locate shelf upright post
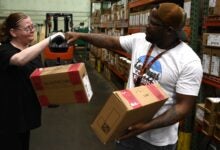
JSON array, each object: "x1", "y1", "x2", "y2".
[
  {"x1": 190, "y1": 1, "x2": 210, "y2": 150},
  {"x1": 180, "y1": 0, "x2": 203, "y2": 149},
  {"x1": 189, "y1": 0, "x2": 201, "y2": 54}
]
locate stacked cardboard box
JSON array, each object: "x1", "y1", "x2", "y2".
[
  {"x1": 209, "y1": 0, "x2": 220, "y2": 16},
  {"x1": 202, "y1": 98, "x2": 220, "y2": 136},
  {"x1": 202, "y1": 33, "x2": 220, "y2": 77}
]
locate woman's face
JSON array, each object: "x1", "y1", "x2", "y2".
[{"x1": 12, "y1": 16, "x2": 35, "y2": 45}]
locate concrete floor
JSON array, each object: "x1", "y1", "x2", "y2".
[{"x1": 30, "y1": 62, "x2": 117, "y2": 150}]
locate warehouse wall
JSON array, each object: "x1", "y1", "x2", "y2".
[{"x1": 0, "y1": 0, "x2": 90, "y2": 27}]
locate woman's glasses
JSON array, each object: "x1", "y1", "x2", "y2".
[{"x1": 16, "y1": 24, "x2": 35, "y2": 33}]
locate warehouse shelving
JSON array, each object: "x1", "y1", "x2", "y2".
[
  {"x1": 202, "y1": 12, "x2": 220, "y2": 90},
  {"x1": 203, "y1": 74, "x2": 220, "y2": 89},
  {"x1": 201, "y1": 14, "x2": 220, "y2": 89},
  {"x1": 127, "y1": 0, "x2": 157, "y2": 34},
  {"x1": 90, "y1": 0, "x2": 131, "y2": 88},
  {"x1": 105, "y1": 62, "x2": 128, "y2": 82},
  {"x1": 191, "y1": 0, "x2": 220, "y2": 149},
  {"x1": 203, "y1": 16, "x2": 220, "y2": 28},
  {"x1": 128, "y1": 0, "x2": 155, "y2": 8}
]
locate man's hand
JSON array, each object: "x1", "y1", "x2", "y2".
[
  {"x1": 118, "y1": 122, "x2": 147, "y2": 141},
  {"x1": 65, "y1": 32, "x2": 79, "y2": 44},
  {"x1": 49, "y1": 32, "x2": 65, "y2": 45}
]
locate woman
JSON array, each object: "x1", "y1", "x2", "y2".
[{"x1": 0, "y1": 12, "x2": 64, "y2": 150}]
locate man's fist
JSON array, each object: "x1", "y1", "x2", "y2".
[
  {"x1": 65, "y1": 32, "x2": 79, "y2": 44},
  {"x1": 49, "y1": 32, "x2": 65, "y2": 45}
]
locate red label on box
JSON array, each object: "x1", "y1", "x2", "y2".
[
  {"x1": 39, "y1": 95, "x2": 49, "y2": 106},
  {"x1": 120, "y1": 89, "x2": 142, "y2": 109},
  {"x1": 146, "y1": 84, "x2": 165, "y2": 101},
  {"x1": 30, "y1": 68, "x2": 43, "y2": 90},
  {"x1": 68, "y1": 63, "x2": 81, "y2": 84},
  {"x1": 74, "y1": 90, "x2": 88, "y2": 103}
]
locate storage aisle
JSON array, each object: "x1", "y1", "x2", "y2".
[{"x1": 30, "y1": 62, "x2": 116, "y2": 150}]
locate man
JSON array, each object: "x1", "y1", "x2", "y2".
[{"x1": 65, "y1": 3, "x2": 202, "y2": 150}]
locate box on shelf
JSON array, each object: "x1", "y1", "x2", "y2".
[
  {"x1": 202, "y1": 47, "x2": 212, "y2": 74},
  {"x1": 207, "y1": 33, "x2": 220, "y2": 47},
  {"x1": 210, "y1": 49, "x2": 220, "y2": 77},
  {"x1": 204, "y1": 110, "x2": 217, "y2": 125},
  {"x1": 203, "y1": 33, "x2": 220, "y2": 47},
  {"x1": 216, "y1": 113, "x2": 220, "y2": 126},
  {"x1": 204, "y1": 97, "x2": 220, "y2": 113},
  {"x1": 30, "y1": 63, "x2": 93, "y2": 106},
  {"x1": 91, "y1": 83, "x2": 168, "y2": 144},
  {"x1": 202, "y1": 120, "x2": 215, "y2": 136},
  {"x1": 209, "y1": 0, "x2": 220, "y2": 15},
  {"x1": 213, "y1": 124, "x2": 220, "y2": 142},
  {"x1": 202, "y1": 33, "x2": 209, "y2": 46},
  {"x1": 195, "y1": 103, "x2": 205, "y2": 125}
]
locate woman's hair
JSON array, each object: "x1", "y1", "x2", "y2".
[{"x1": 0, "y1": 12, "x2": 28, "y2": 43}]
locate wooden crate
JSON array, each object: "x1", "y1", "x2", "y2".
[
  {"x1": 213, "y1": 124, "x2": 220, "y2": 142},
  {"x1": 204, "y1": 97, "x2": 220, "y2": 113}
]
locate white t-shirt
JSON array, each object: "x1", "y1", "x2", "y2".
[{"x1": 119, "y1": 33, "x2": 203, "y2": 146}]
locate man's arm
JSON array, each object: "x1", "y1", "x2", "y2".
[
  {"x1": 119, "y1": 93, "x2": 196, "y2": 140},
  {"x1": 65, "y1": 32, "x2": 124, "y2": 51}
]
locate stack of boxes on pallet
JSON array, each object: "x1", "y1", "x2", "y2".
[
  {"x1": 90, "y1": 0, "x2": 131, "y2": 84},
  {"x1": 202, "y1": 1, "x2": 220, "y2": 77},
  {"x1": 208, "y1": 0, "x2": 220, "y2": 16},
  {"x1": 129, "y1": 10, "x2": 150, "y2": 28},
  {"x1": 89, "y1": 45, "x2": 131, "y2": 81},
  {"x1": 195, "y1": 98, "x2": 220, "y2": 142},
  {"x1": 202, "y1": 33, "x2": 220, "y2": 76},
  {"x1": 100, "y1": 2, "x2": 129, "y2": 36}
]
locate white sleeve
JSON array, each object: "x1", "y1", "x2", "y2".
[
  {"x1": 119, "y1": 33, "x2": 146, "y2": 53},
  {"x1": 176, "y1": 60, "x2": 203, "y2": 96}
]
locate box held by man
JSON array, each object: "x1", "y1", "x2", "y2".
[{"x1": 91, "y1": 83, "x2": 168, "y2": 144}]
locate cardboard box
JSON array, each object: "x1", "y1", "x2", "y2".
[
  {"x1": 207, "y1": 33, "x2": 220, "y2": 47},
  {"x1": 205, "y1": 97, "x2": 220, "y2": 113},
  {"x1": 210, "y1": 49, "x2": 220, "y2": 77},
  {"x1": 202, "y1": 120, "x2": 215, "y2": 136},
  {"x1": 209, "y1": 0, "x2": 220, "y2": 15},
  {"x1": 195, "y1": 103, "x2": 205, "y2": 125},
  {"x1": 202, "y1": 47, "x2": 212, "y2": 74},
  {"x1": 216, "y1": 112, "x2": 220, "y2": 126},
  {"x1": 214, "y1": 124, "x2": 220, "y2": 142},
  {"x1": 91, "y1": 83, "x2": 168, "y2": 144},
  {"x1": 30, "y1": 63, "x2": 93, "y2": 106},
  {"x1": 204, "y1": 111, "x2": 217, "y2": 125}
]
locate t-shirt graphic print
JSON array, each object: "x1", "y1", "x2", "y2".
[{"x1": 133, "y1": 55, "x2": 161, "y2": 85}]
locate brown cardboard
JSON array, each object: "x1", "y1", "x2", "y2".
[
  {"x1": 205, "y1": 97, "x2": 220, "y2": 113},
  {"x1": 202, "y1": 47, "x2": 212, "y2": 74},
  {"x1": 214, "y1": 124, "x2": 220, "y2": 142},
  {"x1": 91, "y1": 83, "x2": 168, "y2": 144},
  {"x1": 204, "y1": 111, "x2": 217, "y2": 125},
  {"x1": 210, "y1": 48, "x2": 220, "y2": 77},
  {"x1": 202, "y1": 120, "x2": 215, "y2": 136},
  {"x1": 30, "y1": 63, "x2": 93, "y2": 106},
  {"x1": 195, "y1": 103, "x2": 205, "y2": 125}
]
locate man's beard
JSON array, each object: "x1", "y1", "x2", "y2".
[{"x1": 145, "y1": 33, "x2": 164, "y2": 48}]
